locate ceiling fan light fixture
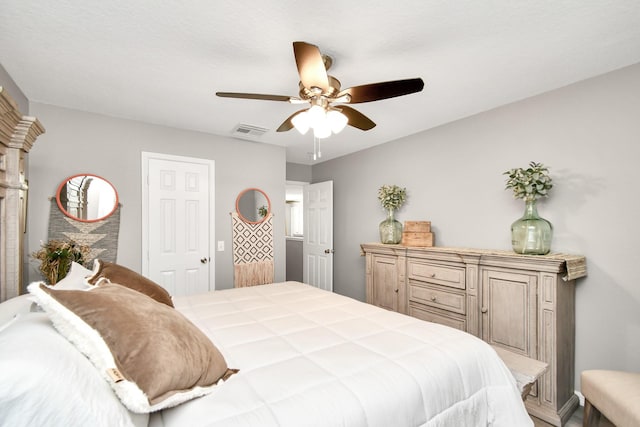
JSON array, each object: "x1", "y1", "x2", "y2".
[
  {"x1": 307, "y1": 105, "x2": 326, "y2": 125},
  {"x1": 313, "y1": 121, "x2": 332, "y2": 139},
  {"x1": 327, "y1": 109, "x2": 348, "y2": 134},
  {"x1": 293, "y1": 105, "x2": 347, "y2": 138},
  {"x1": 291, "y1": 111, "x2": 310, "y2": 134}
]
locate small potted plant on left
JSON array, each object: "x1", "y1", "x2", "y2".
[
  {"x1": 32, "y1": 239, "x2": 90, "y2": 285},
  {"x1": 378, "y1": 184, "x2": 407, "y2": 244}
]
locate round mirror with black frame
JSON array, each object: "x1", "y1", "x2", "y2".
[
  {"x1": 235, "y1": 188, "x2": 271, "y2": 224},
  {"x1": 55, "y1": 174, "x2": 119, "y2": 222}
]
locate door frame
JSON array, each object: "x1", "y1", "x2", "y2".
[{"x1": 141, "y1": 152, "x2": 216, "y2": 289}]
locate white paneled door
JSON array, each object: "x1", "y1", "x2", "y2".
[
  {"x1": 303, "y1": 180, "x2": 333, "y2": 291},
  {"x1": 142, "y1": 153, "x2": 214, "y2": 296}
]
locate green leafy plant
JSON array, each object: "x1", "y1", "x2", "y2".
[
  {"x1": 258, "y1": 205, "x2": 268, "y2": 218},
  {"x1": 31, "y1": 239, "x2": 90, "y2": 285},
  {"x1": 503, "y1": 161, "x2": 553, "y2": 201},
  {"x1": 378, "y1": 184, "x2": 407, "y2": 210}
]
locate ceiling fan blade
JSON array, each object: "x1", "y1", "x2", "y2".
[
  {"x1": 337, "y1": 78, "x2": 424, "y2": 104},
  {"x1": 276, "y1": 109, "x2": 308, "y2": 132},
  {"x1": 216, "y1": 92, "x2": 293, "y2": 102},
  {"x1": 335, "y1": 105, "x2": 376, "y2": 131},
  {"x1": 293, "y1": 41, "x2": 330, "y2": 92}
]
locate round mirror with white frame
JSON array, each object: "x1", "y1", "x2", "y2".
[
  {"x1": 236, "y1": 188, "x2": 271, "y2": 224},
  {"x1": 56, "y1": 174, "x2": 119, "y2": 222}
]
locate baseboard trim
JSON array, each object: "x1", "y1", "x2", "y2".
[{"x1": 575, "y1": 390, "x2": 585, "y2": 406}]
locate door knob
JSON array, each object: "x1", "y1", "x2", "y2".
[
  {"x1": 324, "y1": 249, "x2": 335, "y2": 254},
  {"x1": 481, "y1": 307, "x2": 488, "y2": 313},
  {"x1": 200, "y1": 257, "x2": 209, "y2": 264}
]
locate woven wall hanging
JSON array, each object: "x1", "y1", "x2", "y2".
[
  {"x1": 47, "y1": 198, "x2": 121, "y2": 267},
  {"x1": 231, "y1": 212, "x2": 274, "y2": 287}
]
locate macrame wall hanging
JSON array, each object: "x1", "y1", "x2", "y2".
[
  {"x1": 231, "y1": 211, "x2": 274, "y2": 287},
  {"x1": 48, "y1": 198, "x2": 121, "y2": 267}
]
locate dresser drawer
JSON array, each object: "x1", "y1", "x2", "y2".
[
  {"x1": 407, "y1": 261, "x2": 465, "y2": 289},
  {"x1": 409, "y1": 281, "x2": 466, "y2": 314},
  {"x1": 409, "y1": 303, "x2": 466, "y2": 331}
]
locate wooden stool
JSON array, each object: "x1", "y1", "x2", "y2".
[{"x1": 581, "y1": 370, "x2": 640, "y2": 427}]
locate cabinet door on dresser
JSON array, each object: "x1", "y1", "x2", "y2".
[
  {"x1": 481, "y1": 268, "x2": 538, "y2": 358},
  {"x1": 369, "y1": 253, "x2": 402, "y2": 312}
]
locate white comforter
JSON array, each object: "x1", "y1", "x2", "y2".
[{"x1": 151, "y1": 282, "x2": 532, "y2": 427}]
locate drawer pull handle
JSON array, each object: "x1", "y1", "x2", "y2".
[
  {"x1": 395, "y1": 289, "x2": 399, "y2": 293},
  {"x1": 431, "y1": 296, "x2": 437, "y2": 302},
  {"x1": 481, "y1": 307, "x2": 488, "y2": 313},
  {"x1": 430, "y1": 273, "x2": 436, "y2": 278}
]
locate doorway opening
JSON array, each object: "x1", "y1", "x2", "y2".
[{"x1": 285, "y1": 181, "x2": 306, "y2": 282}]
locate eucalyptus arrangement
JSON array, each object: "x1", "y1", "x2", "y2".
[
  {"x1": 32, "y1": 239, "x2": 90, "y2": 285},
  {"x1": 377, "y1": 184, "x2": 407, "y2": 211},
  {"x1": 377, "y1": 184, "x2": 407, "y2": 244},
  {"x1": 503, "y1": 161, "x2": 553, "y2": 201},
  {"x1": 503, "y1": 162, "x2": 553, "y2": 255}
]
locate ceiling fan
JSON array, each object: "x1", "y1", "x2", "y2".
[{"x1": 216, "y1": 41, "x2": 424, "y2": 139}]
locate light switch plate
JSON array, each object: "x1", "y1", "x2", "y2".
[{"x1": 217, "y1": 241, "x2": 225, "y2": 251}]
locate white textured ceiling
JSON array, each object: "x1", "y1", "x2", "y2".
[{"x1": 1, "y1": 1, "x2": 639, "y2": 164}]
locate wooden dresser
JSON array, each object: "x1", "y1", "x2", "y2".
[{"x1": 360, "y1": 243, "x2": 587, "y2": 427}]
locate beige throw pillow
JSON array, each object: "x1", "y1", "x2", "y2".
[
  {"x1": 28, "y1": 282, "x2": 237, "y2": 413},
  {"x1": 87, "y1": 260, "x2": 174, "y2": 307}
]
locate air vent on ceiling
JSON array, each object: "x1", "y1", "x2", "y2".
[{"x1": 231, "y1": 124, "x2": 268, "y2": 140}]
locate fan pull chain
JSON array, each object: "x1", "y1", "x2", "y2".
[{"x1": 313, "y1": 136, "x2": 322, "y2": 161}]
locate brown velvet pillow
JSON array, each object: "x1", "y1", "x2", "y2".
[
  {"x1": 87, "y1": 260, "x2": 174, "y2": 307},
  {"x1": 28, "y1": 282, "x2": 237, "y2": 413}
]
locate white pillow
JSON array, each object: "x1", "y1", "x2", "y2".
[
  {"x1": 54, "y1": 261, "x2": 94, "y2": 290},
  {"x1": 0, "y1": 312, "x2": 145, "y2": 427}
]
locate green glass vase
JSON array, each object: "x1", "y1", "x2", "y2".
[
  {"x1": 511, "y1": 199, "x2": 553, "y2": 255},
  {"x1": 379, "y1": 208, "x2": 403, "y2": 244}
]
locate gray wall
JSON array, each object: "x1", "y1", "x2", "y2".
[
  {"x1": 313, "y1": 63, "x2": 640, "y2": 388},
  {"x1": 286, "y1": 238, "x2": 303, "y2": 282},
  {"x1": 286, "y1": 162, "x2": 312, "y2": 182},
  {"x1": 26, "y1": 103, "x2": 286, "y2": 290}
]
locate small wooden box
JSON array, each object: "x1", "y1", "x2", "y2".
[
  {"x1": 402, "y1": 231, "x2": 434, "y2": 247},
  {"x1": 404, "y1": 221, "x2": 431, "y2": 232}
]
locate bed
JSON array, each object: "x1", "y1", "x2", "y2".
[{"x1": 0, "y1": 263, "x2": 532, "y2": 427}]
